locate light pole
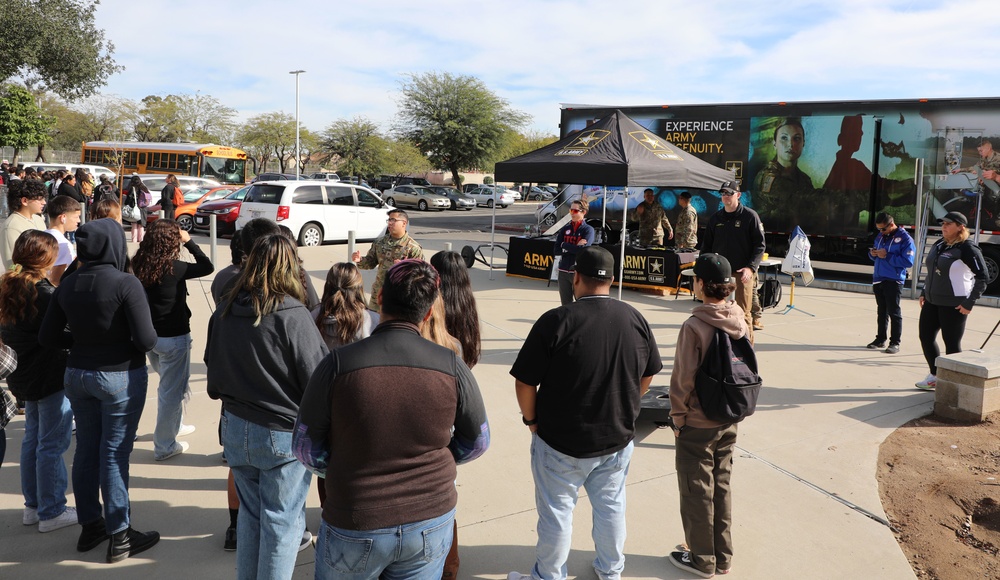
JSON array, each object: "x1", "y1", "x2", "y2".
[{"x1": 289, "y1": 70, "x2": 305, "y2": 179}]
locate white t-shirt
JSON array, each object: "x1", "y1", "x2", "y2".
[{"x1": 45, "y1": 228, "x2": 76, "y2": 267}]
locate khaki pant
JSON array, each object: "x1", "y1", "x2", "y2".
[
  {"x1": 734, "y1": 272, "x2": 755, "y2": 344},
  {"x1": 675, "y1": 423, "x2": 738, "y2": 575}
]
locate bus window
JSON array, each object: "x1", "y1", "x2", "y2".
[{"x1": 201, "y1": 156, "x2": 246, "y2": 184}]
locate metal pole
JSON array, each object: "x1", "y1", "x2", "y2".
[
  {"x1": 289, "y1": 70, "x2": 305, "y2": 179},
  {"x1": 209, "y1": 214, "x2": 217, "y2": 266},
  {"x1": 348, "y1": 230, "x2": 356, "y2": 261},
  {"x1": 619, "y1": 187, "x2": 627, "y2": 300}
]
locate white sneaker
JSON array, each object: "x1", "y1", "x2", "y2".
[
  {"x1": 23, "y1": 507, "x2": 38, "y2": 525},
  {"x1": 298, "y1": 530, "x2": 313, "y2": 552},
  {"x1": 915, "y1": 374, "x2": 937, "y2": 390},
  {"x1": 39, "y1": 506, "x2": 78, "y2": 533},
  {"x1": 177, "y1": 424, "x2": 196, "y2": 437},
  {"x1": 507, "y1": 573, "x2": 533, "y2": 580},
  {"x1": 155, "y1": 441, "x2": 189, "y2": 461}
]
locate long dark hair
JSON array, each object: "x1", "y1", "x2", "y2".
[
  {"x1": 316, "y1": 263, "x2": 367, "y2": 345},
  {"x1": 223, "y1": 234, "x2": 305, "y2": 326},
  {"x1": 132, "y1": 219, "x2": 181, "y2": 287},
  {"x1": 128, "y1": 175, "x2": 149, "y2": 194},
  {"x1": 0, "y1": 231, "x2": 58, "y2": 325},
  {"x1": 277, "y1": 225, "x2": 312, "y2": 300},
  {"x1": 430, "y1": 251, "x2": 480, "y2": 368}
]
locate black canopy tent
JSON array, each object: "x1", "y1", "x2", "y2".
[{"x1": 495, "y1": 109, "x2": 736, "y2": 298}]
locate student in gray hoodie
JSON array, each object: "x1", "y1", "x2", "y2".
[{"x1": 205, "y1": 233, "x2": 328, "y2": 580}]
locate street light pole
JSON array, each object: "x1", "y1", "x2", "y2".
[{"x1": 289, "y1": 70, "x2": 305, "y2": 179}]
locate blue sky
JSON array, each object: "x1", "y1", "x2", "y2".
[{"x1": 92, "y1": 0, "x2": 998, "y2": 137}]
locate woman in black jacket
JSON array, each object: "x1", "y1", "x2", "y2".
[
  {"x1": 159, "y1": 174, "x2": 180, "y2": 220},
  {"x1": 0, "y1": 231, "x2": 75, "y2": 532},
  {"x1": 916, "y1": 212, "x2": 988, "y2": 389}
]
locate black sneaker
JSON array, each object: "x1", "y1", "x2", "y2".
[
  {"x1": 668, "y1": 551, "x2": 713, "y2": 579},
  {"x1": 866, "y1": 340, "x2": 886, "y2": 349},
  {"x1": 77, "y1": 518, "x2": 109, "y2": 552},
  {"x1": 885, "y1": 343, "x2": 900, "y2": 354},
  {"x1": 223, "y1": 526, "x2": 237, "y2": 551},
  {"x1": 107, "y1": 527, "x2": 160, "y2": 563}
]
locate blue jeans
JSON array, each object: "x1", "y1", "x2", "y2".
[
  {"x1": 530, "y1": 434, "x2": 633, "y2": 580},
  {"x1": 315, "y1": 508, "x2": 455, "y2": 580},
  {"x1": 21, "y1": 390, "x2": 74, "y2": 520},
  {"x1": 64, "y1": 366, "x2": 148, "y2": 533},
  {"x1": 222, "y1": 411, "x2": 312, "y2": 580},
  {"x1": 147, "y1": 334, "x2": 192, "y2": 458}
]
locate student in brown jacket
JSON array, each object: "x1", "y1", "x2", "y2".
[{"x1": 669, "y1": 253, "x2": 748, "y2": 579}]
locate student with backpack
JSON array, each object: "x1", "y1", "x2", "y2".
[{"x1": 668, "y1": 253, "x2": 758, "y2": 579}]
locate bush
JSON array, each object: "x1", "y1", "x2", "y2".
[{"x1": 483, "y1": 176, "x2": 494, "y2": 185}]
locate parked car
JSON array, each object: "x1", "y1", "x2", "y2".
[
  {"x1": 251, "y1": 172, "x2": 306, "y2": 183},
  {"x1": 462, "y1": 183, "x2": 485, "y2": 193},
  {"x1": 234, "y1": 180, "x2": 390, "y2": 246},
  {"x1": 524, "y1": 186, "x2": 553, "y2": 201},
  {"x1": 193, "y1": 185, "x2": 251, "y2": 237},
  {"x1": 310, "y1": 172, "x2": 340, "y2": 181},
  {"x1": 338, "y1": 175, "x2": 371, "y2": 187},
  {"x1": 497, "y1": 185, "x2": 520, "y2": 201},
  {"x1": 426, "y1": 186, "x2": 476, "y2": 210},
  {"x1": 536, "y1": 199, "x2": 558, "y2": 227},
  {"x1": 383, "y1": 185, "x2": 450, "y2": 211},
  {"x1": 147, "y1": 185, "x2": 238, "y2": 231},
  {"x1": 466, "y1": 186, "x2": 514, "y2": 208}
]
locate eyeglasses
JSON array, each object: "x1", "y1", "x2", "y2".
[
  {"x1": 569, "y1": 208, "x2": 583, "y2": 214},
  {"x1": 386, "y1": 218, "x2": 405, "y2": 224}
]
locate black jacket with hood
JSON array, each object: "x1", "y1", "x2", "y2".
[{"x1": 40, "y1": 218, "x2": 157, "y2": 370}]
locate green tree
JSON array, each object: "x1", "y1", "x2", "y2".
[
  {"x1": 379, "y1": 137, "x2": 431, "y2": 177},
  {"x1": 131, "y1": 95, "x2": 185, "y2": 142},
  {"x1": 491, "y1": 129, "x2": 559, "y2": 170},
  {"x1": 320, "y1": 116, "x2": 385, "y2": 178},
  {"x1": 0, "y1": 0, "x2": 122, "y2": 100},
  {"x1": 175, "y1": 92, "x2": 238, "y2": 143},
  {"x1": 396, "y1": 72, "x2": 528, "y2": 188},
  {"x1": 0, "y1": 84, "x2": 54, "y2": 163},
  {"x1": 236, "y1": 112, "x2": 296, "y2": 174}
]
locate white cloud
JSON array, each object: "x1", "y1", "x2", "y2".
[{"x1": 89, "y1": 0, "x2": 998, "y2": 138}]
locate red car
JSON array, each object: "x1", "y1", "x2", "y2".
[
  {"x1": 192, "y1": 185, "x2": 251, "y2": 237},
  {"x1": 147, "y1": 185, "x2": 240, "y2": 232}
]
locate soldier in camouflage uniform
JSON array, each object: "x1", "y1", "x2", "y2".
[
  {"x1": 674, "y1": 191, "x2": 698, "y2": 249},
  {"x1": 635, "y1": 188, "x2": 673, "y2": 246},
  {"x1": 352, "y1": 209, "x2": 424, "y2": 311},
  {"x1": 954, "y1": 137, "x2": 1000, "y2": 227},
  {"x1": 752, "y1": 118, "x2": 817, "y2": 231}
]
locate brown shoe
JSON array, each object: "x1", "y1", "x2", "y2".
[{"x1": 752, "y1": 318, "x2": 764, "y2": 330}]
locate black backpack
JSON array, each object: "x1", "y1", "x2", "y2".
[{"x1": 694, "y1": 328, "x2": 762, "y2": 423}]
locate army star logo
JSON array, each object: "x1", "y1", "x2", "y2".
[
  {"x1": 648, "y1": 256, "x2": 664, "y2": 274},
  {"x1": 629, "y1": 131, "x2": 681, "y2": 160},
  {"x1": 556, "y1": 130, "x2": 611, "y2": 157}
]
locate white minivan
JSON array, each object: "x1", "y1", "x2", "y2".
[{"x1": 235, "y1": 180, "x2": 391, "y2": 246}]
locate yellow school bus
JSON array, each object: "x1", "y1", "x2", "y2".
[{"x1": 81, "y1": 141, "x2": 251, "y2": 185}]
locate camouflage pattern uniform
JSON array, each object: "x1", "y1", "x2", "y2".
[
  {"x1": 752, "y1": 158, "x2": 817, "y2": 231},
  {"x1": 357, "y1": 232, "x2": 424, "y2": 311},
  {"x1": 674, "y1": 203, "x2": 698, "y2": 249},
  {"x1": 636, "y1": 201, "x2": 672, "y2": 246}
]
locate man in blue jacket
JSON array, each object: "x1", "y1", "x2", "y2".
[{"x1": 867, "y1": 212, "x2": 915, "y2": 354}]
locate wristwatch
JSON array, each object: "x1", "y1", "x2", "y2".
[{"x1": 522, "y1": 416, "x2": 538, "y2": 426}]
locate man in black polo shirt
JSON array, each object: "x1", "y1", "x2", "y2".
[
  {"x1": 508, "y1": 246, "x2": 662, "y2": 580},
  {"x1": 701, "y1": 180, "x2": 765, "y2": 343}
]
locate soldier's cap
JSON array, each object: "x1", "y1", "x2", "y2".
[
  {"x1": 575, "y1": 246, "x2": 615, "y2": 280},
  {"x1": 678, "y1": 191, "x2": 691, "y2": 199},
  {"x1": 682, "y1": 253, "x2": 733, "y2": 284},
  {"x1": 720, "y1": 180, "x2": 740, "y2": 194},
  {"x1": 938, "y1": 211, "x2": 968, "y2": 226}
]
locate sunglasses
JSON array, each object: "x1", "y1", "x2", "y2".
[
  {"x1": 720, "y1": 191, "x2": 736, "y2": 197},
  {"x1": 876, "y1": 226, "x2": 889, "y2": 232},
  {"x1": 569, "y1": 208, "x2": 583, "y2": 214}
]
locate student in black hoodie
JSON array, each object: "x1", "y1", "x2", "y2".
[{"x1": 39, "y1": 218, "x2": 159, "y2": 563}]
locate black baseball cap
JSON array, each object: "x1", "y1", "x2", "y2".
[
  {"x1": 720, "y1": 181, "x2": 740, "y2": 194},
  {"x1": 939, "y1": 211, "x2": 968, "y2": 226},
  {"x1": 575, "y1": 246, "x2": 615, "y2": 280},
  {"x1": 681, "y1": 253, "x2": 733, "y2": 284}
]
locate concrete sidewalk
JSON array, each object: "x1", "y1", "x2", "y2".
[{"x1": 4, "y1": 234, "x2": 988, "y2": 579}]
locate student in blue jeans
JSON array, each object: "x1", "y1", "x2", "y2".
[
  {"x1": 40, "y1": 218, "x2": 159, "y2": 563},
  {"x1": 206, "y1": 234, "x2": 328, "y2": 580},
  {"x1": 132, "y1": 220, "x2": 214, "y2": 461}
]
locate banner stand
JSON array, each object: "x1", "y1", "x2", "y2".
[{"x1": 776, "y1": 274, "x2": 815, "y2": 317}]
